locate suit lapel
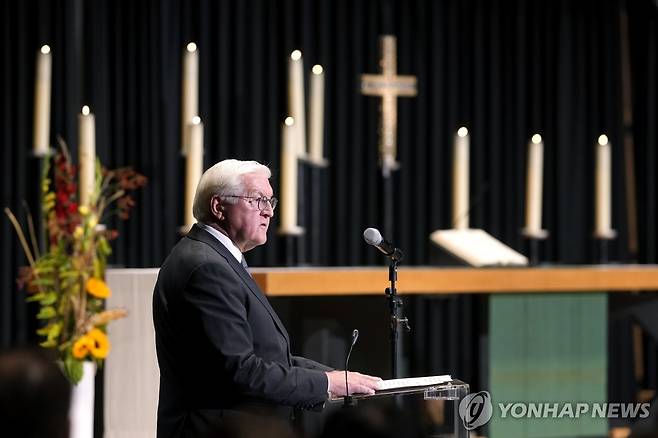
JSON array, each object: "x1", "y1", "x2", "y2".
[{"x1": 186, "y1": 225, "x2": 291, "y2": 347}]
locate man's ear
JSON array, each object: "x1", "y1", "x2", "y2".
[{"x1": 210, "y1": 196, "x2": 224, "y2": 219}]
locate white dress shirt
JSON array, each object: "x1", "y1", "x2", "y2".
[{"x1": 196, "y1": 222, "x2": 243, "y2": 263}]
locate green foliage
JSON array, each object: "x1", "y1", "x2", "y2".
[
  {"x1": 64, "y1": 356, "x2": 83, "y2": 384},
  {"x1": 36, "y1": 306, "x2": 56, "y2": 319}
]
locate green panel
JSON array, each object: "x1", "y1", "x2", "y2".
[{"x1": 489, "y1": 294, "x2": 607, "y2": 438}]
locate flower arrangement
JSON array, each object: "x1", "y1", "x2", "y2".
[{"x1": 5, "y1": 141, "x2": 147, "y2": 384}]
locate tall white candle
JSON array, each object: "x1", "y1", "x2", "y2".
[
  {"x1": 184, "y1": 116, "x2": 204, "y2": 229},
  {"x1": 279, "y1": 117, "x2": 304, "y2": 235},
  {"x1": 181, "y1": 42, "x2": 199, "y2": 156},
  {"x1": 288, "y1": 50, "x2": 307, "y2": 159},
  {"x1": 524, "y1": 134, "x2": 545, "y2": 236},
  {"x1": 595, "y1": 135, "x2": 615, "y2": 238},
  {"x1": 308, "y1": 64, "x2": 327, "y2": 166},
  {"x1": 78, "y1": 106, "x2": 96, "y2": 207},
  {"x1": 452, "y1": 127, "x2": 470, "y2": 229},
  {"x1": 33, "y1": 45, "x2": 52, "y2": 157}
]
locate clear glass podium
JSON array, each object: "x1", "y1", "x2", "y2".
[{"x1": 329, "y1": 379, "x2": 470, "y2": 438}]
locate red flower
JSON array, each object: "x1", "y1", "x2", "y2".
[{"x1": 55, "y1": 205, "x2": 66, "y2": 220}]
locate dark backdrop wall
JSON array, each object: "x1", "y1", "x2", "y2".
[{"x1": 1, "y1": 0, "x2": 657, "y2": 402}]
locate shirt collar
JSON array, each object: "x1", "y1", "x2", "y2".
[{"x1": 196, "y1": 222, "x2": 243, "y2": 263}]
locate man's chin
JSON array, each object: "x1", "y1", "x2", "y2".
[{"x1": 250, "y1": 235, "x2": 267, "y2": 249}]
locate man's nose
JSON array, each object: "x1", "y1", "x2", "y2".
[{"x1": 261, "y1": 205, "x2": 274, "y2": 217}]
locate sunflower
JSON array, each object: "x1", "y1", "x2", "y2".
[
  {"x1": 72, "y1": 335, "x2": 94, "y2": 359},
  {"x1": 87, "y1": 328, "x2": 111, "y2": 359},
  {"x1": 86, "y1": 277, "x2": 111, "y2": 299}
]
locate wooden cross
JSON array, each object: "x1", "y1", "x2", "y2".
[{"x1": 361, "y1": 35, "x2": 417, "y2": 177}]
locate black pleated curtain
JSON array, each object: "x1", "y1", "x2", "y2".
[{"x1": 1, "y1": 0, "x2": 657, "y2": 399}]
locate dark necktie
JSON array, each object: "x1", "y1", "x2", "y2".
[{"x1": 240, "y1": 255, "x2": 252, "y2": 277}]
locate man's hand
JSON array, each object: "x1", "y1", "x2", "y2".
[{"x1": 325, "y1": 370, "x2": 382, "y2": 397}]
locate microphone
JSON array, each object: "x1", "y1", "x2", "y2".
[
  {"x1": 344, "y1": 329, "x2": 359, "y2": 402},
  {"x1": 363, "y1": 228, "x2": 404, "y2": 261}
]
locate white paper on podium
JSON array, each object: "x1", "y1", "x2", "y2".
[
  {"x1": 376, "y1": 374, "x2": 452, "y2": 391},
  {"x1": 430, "y1": 228, "x2": 528, "y2": 267},
  {"x1": 330, "y1": 375, "x2": 457, "y2": 401}
]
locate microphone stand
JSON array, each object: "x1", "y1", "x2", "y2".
[
  {"x1": 386, "y1": 258, "x2": 410, "y2": 379},
  {"x1": 343, "y1": 329, "x2": 359, "y2": 408},
  {"x1": 363, "y1": 227, "x2": 408, "y2": 379},
  {"x1": 343, "y1": 393, "x2": 357, "y2": 408}
]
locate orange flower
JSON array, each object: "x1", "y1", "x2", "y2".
[
  {"x1": 72, "y1": 336, "x2": 94, "y2": 359},
  {"x1": 87, "y1": 328, "x2": 110, "y2": 359},
  {"x1": 86, "y1": 277, "x2": 111, "y2": 299}
]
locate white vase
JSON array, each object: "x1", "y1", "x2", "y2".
[{"x1": 70, "y1": 361, "x2": 97, "y2": 438}]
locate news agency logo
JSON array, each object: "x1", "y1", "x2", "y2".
[
  {"x1": 458, "y1": 391, "x2": 493, "y2": 430},
  {"x1": 498, "y1": 402, "x2": 651, "y2": 419},
  {"x1": 457, "y1": 391, "x2": 653, "y2": 431}
]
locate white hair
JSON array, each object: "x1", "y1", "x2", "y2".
[{"x1": 192, "y1": 159, "x2": 271, "y2": 223}]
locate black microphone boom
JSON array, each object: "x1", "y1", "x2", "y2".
[
  {"x1": 344, "y1": 329, "x2": 359, "y2": 401},
  {"x1": 363, "y1": 228, "x2": 404, "y2": 261}
]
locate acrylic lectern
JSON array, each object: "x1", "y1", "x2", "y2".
[{"x1": 330, "y1": 378, "x2": 470, "y2": 438}]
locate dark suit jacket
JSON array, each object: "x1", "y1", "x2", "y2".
[{"x1": 153, "y1": 224, "x2": 331, "y2": 437}]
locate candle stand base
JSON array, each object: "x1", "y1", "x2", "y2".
[
  {"x1": 593, "y1": 230, "x2": 616, "y2": 264},
  {"x1": 31, "y1": 148, "x2": 52, "y2": 159},
  {"x1": 278, "y1": 232, "x2": 305, "y2": 267},
  {"x1": 30, "y1": 154, "x2": 49, "y2": 251},
  {"x1": 522, "y1": 229, "x2": 548, "y2": 266},
  {"x1": 308, "y1": 162, "x2": 330, "y2": 265}
]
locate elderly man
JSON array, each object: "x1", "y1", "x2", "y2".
[{"x1": 153, "y1": 159, "x2": 380, "y2": 437}]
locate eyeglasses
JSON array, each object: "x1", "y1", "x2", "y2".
[{"x1": 223, "y1": 195, "x2": 278, "y2": 211}]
